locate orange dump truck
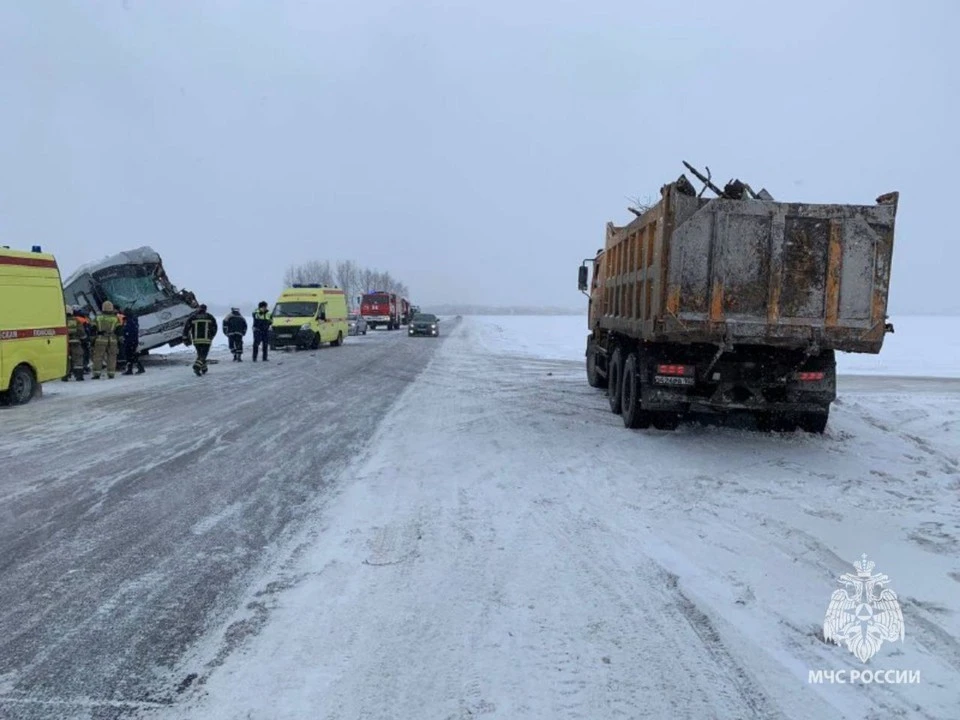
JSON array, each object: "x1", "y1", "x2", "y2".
[{"x1": 578, "y1": 164, "x2": 898, "y2": 433}]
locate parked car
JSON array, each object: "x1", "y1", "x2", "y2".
[
  {"x1": 348, "y1": 313, "x2": 368, "y2": 336},
  {"x1": 408, "y1": 313, "x2": 440, "y2": 337}
]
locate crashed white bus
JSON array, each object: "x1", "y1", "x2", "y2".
[{"x1": 62, "y1": 247, "x2": 200, "y2": 353}]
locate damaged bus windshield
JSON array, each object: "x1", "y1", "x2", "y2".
[{"x1": 98, "y1": 272, "x2": 170, "y2": 312}]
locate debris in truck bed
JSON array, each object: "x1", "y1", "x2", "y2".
[{"x1": 681, "y1": 160, "x2": 773, "y2": 201}]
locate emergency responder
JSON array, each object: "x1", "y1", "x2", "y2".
[
  {"x1": 222, "y1": 307, "x2": 248, "y2": 361},
  {"x1": 62, "y1": 305, "x2": 85, "y2": 381},
  {"x1": 75, "y1": 307, "x2": 92, "y2": 372},
  {"x1": 115, "y1": 308, "x2": 127, "y2": 370},
  {"x1": 122, "y1": 308, "x2": 145, "y2": 375},
  {"x1": 91, "y1": 301, "x2": 122, "y2": 379},
  {"x1": 252, "y1": 301, "x2": 272, "y2": 362},
  {"x1": 182, "y1": 303, "x2": 218, "y2": 376}
]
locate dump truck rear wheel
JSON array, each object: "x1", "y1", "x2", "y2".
[
  {"x1": 586, "y1": 340, "x2": 607, "y2": 389},
  {"x1": 607, "y1": 347, "x2": 624, "y2": 415},
  {"x1": 621, "y1": 353, "x2": 651, "y2": 429}
]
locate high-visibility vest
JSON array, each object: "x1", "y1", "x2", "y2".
[
  {"x1": 66, "y1": 315, "x2": 83, "y2": 343},
  {"x1": 95, "y1": 312, "x2": 120, "y2": 340}
]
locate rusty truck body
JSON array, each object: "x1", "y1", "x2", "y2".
[{"x1": 578, "y1": 166, "x2": 898, "y2": 433}]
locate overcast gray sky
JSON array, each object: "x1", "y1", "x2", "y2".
[{"x1": 1, "y1": 0, "x2": 956, "y2": 313}]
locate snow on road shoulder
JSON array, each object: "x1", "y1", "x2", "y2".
[
  {"x1": 149, "y1": 316, "x2": 960, "y2": 720},
  {"x1": 470, "y1": 315, "x2": 589, "y2": 364}
]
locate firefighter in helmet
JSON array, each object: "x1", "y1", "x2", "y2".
[
  {"x1": 62, "y1": 305, "x2": 85, "y2": 381},
  {"x1": 182, "y1": 303, "x2": 218, "y2": 376},
  {"x1": 91, "y1": 301, "x2": 122, "y2": 379}
]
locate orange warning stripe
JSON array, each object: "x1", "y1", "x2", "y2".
[{"x1": 0, "y1": 255, "x2": 58, "y2": 269}]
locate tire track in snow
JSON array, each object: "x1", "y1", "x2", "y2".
[
  {"x1": 522, "y1": 501, "x2": 786, "y2": 720},
  {"x1": 840, "y1": 399, "x2": 960, "y2": 476},
  {"x1": 435, "y1": 335, "x2": 786, "y2": 719}
]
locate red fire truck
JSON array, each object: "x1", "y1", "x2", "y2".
[{"x1": 360, "y1": 291, "x2": 401, "y2": 330}]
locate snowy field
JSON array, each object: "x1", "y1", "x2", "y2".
[
  {"x1": 461, "y1": 313, "x2": 960, "y2": 378},
  {"x1": 139, "y1": 315, "x2": 960, "y2": 720}
]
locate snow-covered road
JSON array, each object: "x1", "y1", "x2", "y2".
[
  {"x1": 134, "y1": 317, "x2": 956, "y2": 720},
  {"x1": 1, "y1": 317, "x2": 958, "y2": 720},
  {"x1": 0, "y1": 329, "x2": 443, "y2": 720}
]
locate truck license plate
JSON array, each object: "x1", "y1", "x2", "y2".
[{"x1": 654, "y1": 376, "x2": 695, "y2": 386}]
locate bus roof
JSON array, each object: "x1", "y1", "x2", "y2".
[{"x1": 62, "y1": 246, "x2": 163, "y2": 287}]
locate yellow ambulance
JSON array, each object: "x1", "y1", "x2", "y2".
[
  {"x1": 270, "y1": 284, "x2": 349, "y2": 350},
  {"x1": 0, "y1": 246, "x2": 69, "y2": 405}
]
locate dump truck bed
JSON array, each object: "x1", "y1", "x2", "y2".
[{"x1": 595, "y1": 182, "x2": 898, "y2": 354}]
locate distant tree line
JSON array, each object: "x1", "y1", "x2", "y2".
[{"x1": 282, "y1": 261, "x2": 410, "y2": 307}]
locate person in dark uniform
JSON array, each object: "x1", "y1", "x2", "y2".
[
  {"x1": 182, "y1": 304, "x2": 218, "y2": 376},
  {"x1": 222, "y1": 307, "x2": 248, "y2": 362},
  {"x1": 115, "y1": 308, "x2": 127, "y2": 372},
  {"x1": 122, "y1": 308, "x2": 145, "y2": 375},
  {"x1": 252, "y1": 301, "x2": 272, "y2": 362},
  {"x1": 75, "y1": 307, "x2": 93, "y2": 372},
  {"x1": 62, "y1": 305, "x2": 85, "y2": 381}
]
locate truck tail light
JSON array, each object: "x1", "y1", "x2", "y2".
[
  {"x1": 657, "y1": 364, "x2": 693, "y2": 376},
  {"x1": 797, "y1": 371, "x2": 825, "y2": 381}
]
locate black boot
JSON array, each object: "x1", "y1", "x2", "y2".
[
  {"x1": 123, "y1": 366, "x2": 134, "y2": 375},
  {"x1": 74, "y1": 370, "x2": 84, "y2": 381},
  {"x1": 136, "y1": 364, "x2": 145, "y2": 374}
]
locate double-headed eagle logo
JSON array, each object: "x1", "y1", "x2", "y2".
[{"x1": 823, "y1": 554, "x2": 905, "y2": 662}]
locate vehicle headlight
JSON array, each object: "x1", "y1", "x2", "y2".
[
  {"x1": 301, "y1": 323, "x2": 312, "y2": 330},
  {"x1": 430, "y1": 324, "x2": 437, "y2": 329}
]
